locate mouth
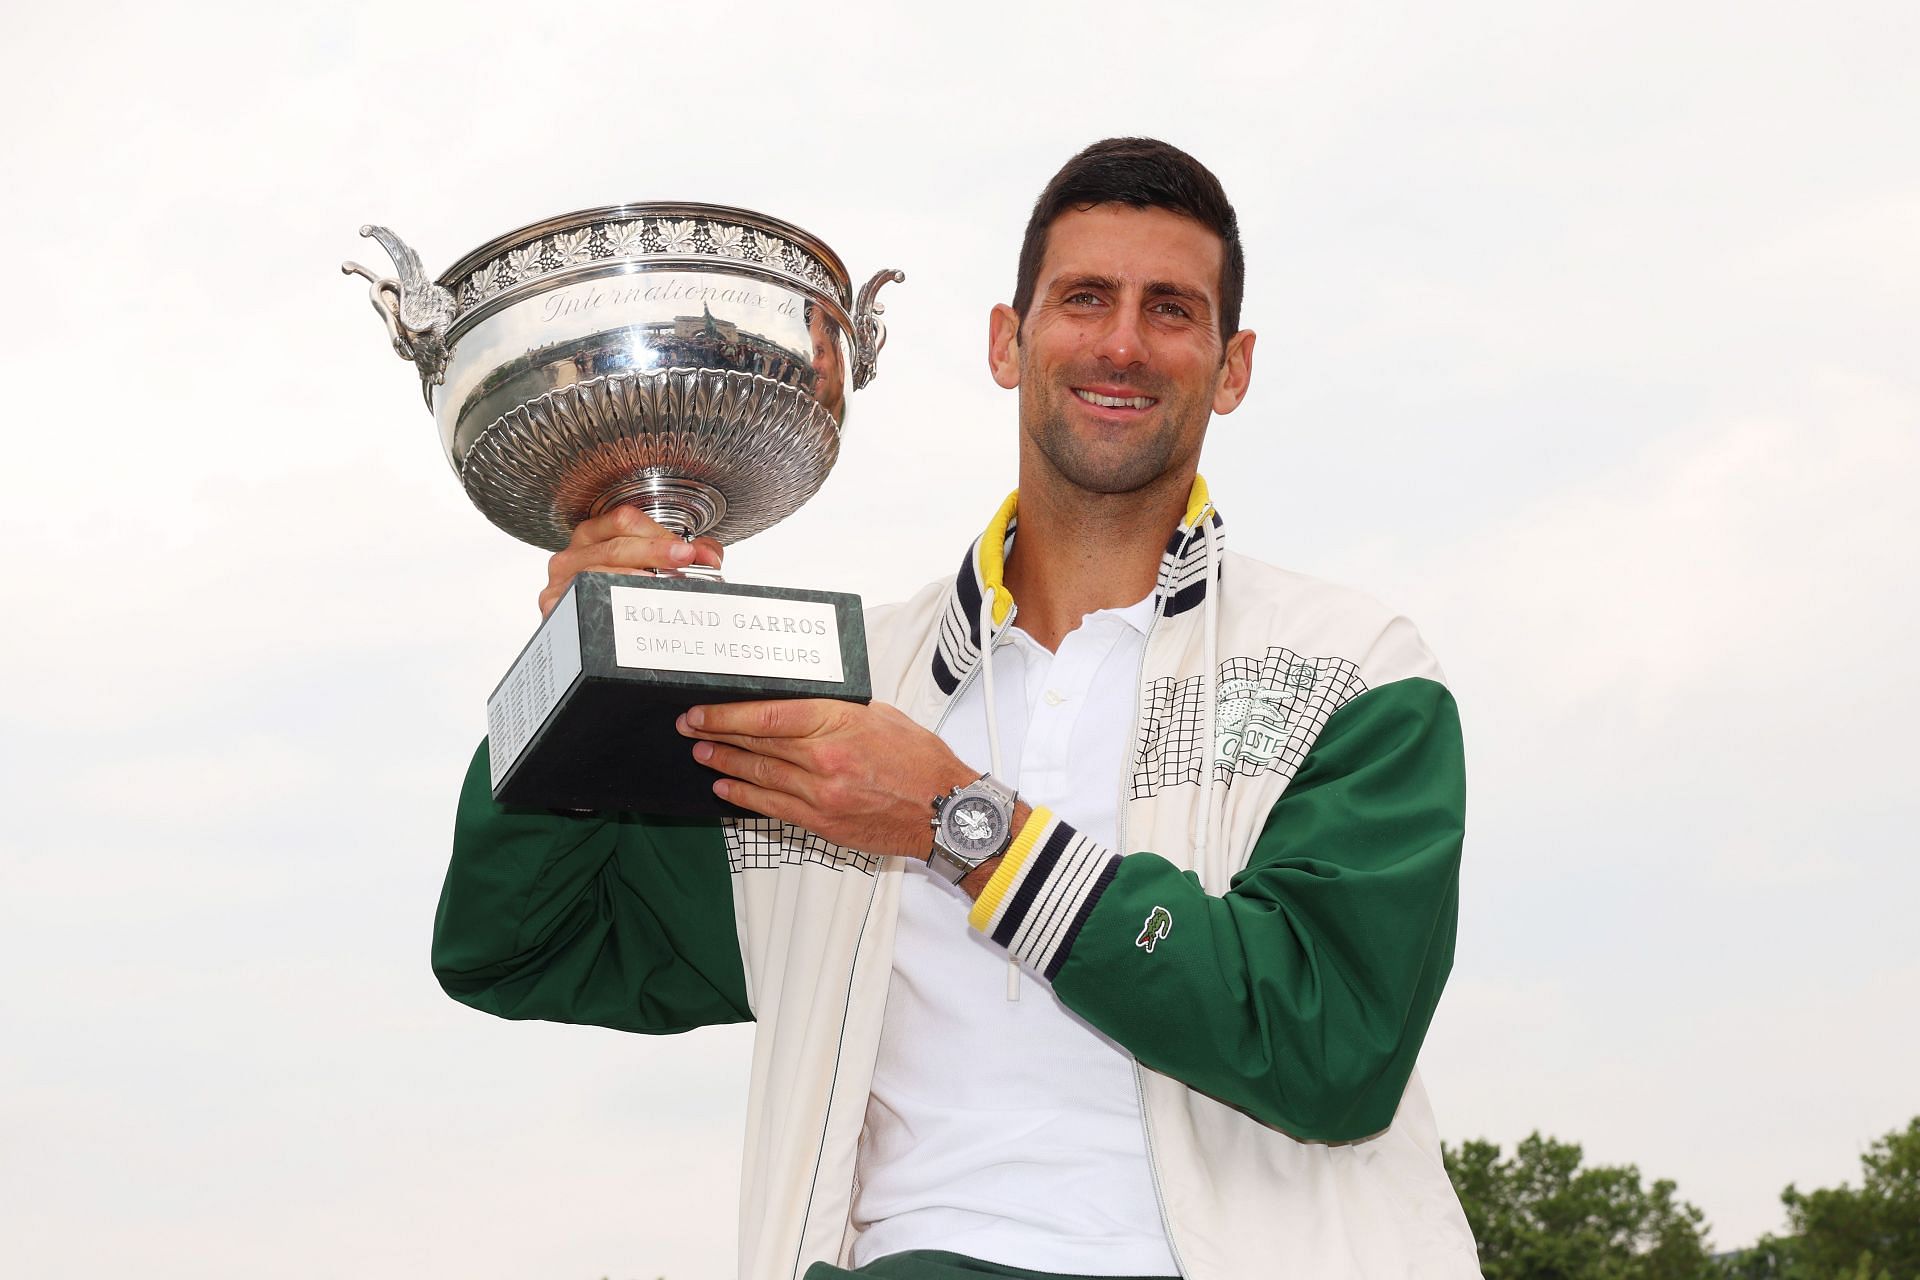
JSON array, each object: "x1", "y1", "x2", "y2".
[{"x1": 1071, "y1": 387, "x2": 1158, "y2": 412}]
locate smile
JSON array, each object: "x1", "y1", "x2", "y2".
[{"x1": 1072, "y1": 388, "x2": 1157, "y2": 410}]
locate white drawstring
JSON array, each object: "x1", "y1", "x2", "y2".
[
  {"x1": 1192, "y1": 514, "x2": 1222, "y2": 863},
  {"x1": 977, "y1": 589, "x2": 1019, "y2": 1001},
  {"x1": 978, "y1": 592, "x2": 1005, "y2": 778}
]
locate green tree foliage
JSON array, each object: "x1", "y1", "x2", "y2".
[
  {"x1": 1728, "y1": 1117, "x2": 1920, "y2": 1280},
  {"x1": 1444, "y1": 1132, "x2": 1715, "y2": 1280}
]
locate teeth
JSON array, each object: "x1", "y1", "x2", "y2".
[{"x1": 1074, "y1": 389, "x2": 1155, "y2": 409}]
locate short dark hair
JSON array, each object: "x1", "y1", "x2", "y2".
[{"x1": 1012, "y1": 137, "x2": 1245, "y2": 338}]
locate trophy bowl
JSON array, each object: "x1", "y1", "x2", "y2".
[
  {"x1": 345, "y1": 204, "x2": 901, "y2": 817},
  {"x1": 344, "y1": 202, "x2": 903, "y2": 551}
]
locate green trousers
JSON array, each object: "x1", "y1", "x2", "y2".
[{"x1": 803, "y1": 1251, "x2": 1177, "y2": 1279}]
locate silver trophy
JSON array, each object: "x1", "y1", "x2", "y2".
[{"x1": 346, "y1": 203, "x2": 902, "y2": 816}]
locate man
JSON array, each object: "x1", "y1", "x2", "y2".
[{"x1": 433, "y1": 138, "x2": 1481, "y2": 1279}]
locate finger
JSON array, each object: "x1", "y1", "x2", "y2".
[
  {"x1": 567, "y1": 503, "x2": 672, "y2": 548},
  {"x1": 551, "y1": 533, "x2": 697, "y2": 581},
  {"x1": 574, "y1": 507, "x2": 715, "y2": 571},
  {"x1": 541, "y1": 564, "x2": 659, "y2": 614},
  {"x1": 542, "y1": 543, "x2": 690, "y2": 607},
  {"x1": 711, "y1": 774, "x2": 816, "y2": 828},
  {"x1": 541, "y1": 556, "x2": 672, "y2": 617},
  {"x1": 693, "y1": 741, "x2": 819, "y2": 806},
  {"x1": 674, "y1": 715, "x2": 815, "y2": 765},
  {"x1": 682, "y1": 700, "x2": 830, "y2": 740},
  {"x1": 576, "y1": 564, "x2": 685, "y2": 586}
]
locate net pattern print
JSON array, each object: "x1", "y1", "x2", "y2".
[
  {"x1": 1131, "y1": 647, "x2": 1366, "y2": 799},
  {"x1": 724, "y1": 817, "x2": 881, "y2": 876}
]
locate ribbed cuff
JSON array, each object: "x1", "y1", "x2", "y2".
[{"x1": 967, "y1": 809, "x2": 1120, "y2": 981}]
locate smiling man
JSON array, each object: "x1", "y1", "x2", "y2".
[{"x1": 433, "y1": 138, "x2": 1482, "y2": 1279}]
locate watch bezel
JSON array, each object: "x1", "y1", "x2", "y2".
[{"x1": 927, "y1": 774, "x2": 1017, "y2": 884}]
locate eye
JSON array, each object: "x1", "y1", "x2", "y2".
[
  {"x1": 1152, "y1": 300, "x2": 1192, "y2": 320},
  {"x1": 1064, "y1": 290, "x2": 1103, "y2": 306}
]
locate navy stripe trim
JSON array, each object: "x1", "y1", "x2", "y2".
[
  {"x1": 1163, "y1": 579, "x2": 1207, "y2": 618},
  {"x1": 954, "y1": 545, "x2": 983, "y2": 642},
  {"x1": 932, "y1": 504, "x2": 1226, "y2": 690},
  {"x1": 992, "y1": 821, "x2": 1072, "y2": 947},
  {"x1": 1043, "y1": 855, "x2": 1120, "y2": 982}
]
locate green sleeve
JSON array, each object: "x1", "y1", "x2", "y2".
[
  {"x1": 431, "y1": 739, "x2": 752, "y2": 1034},
  {"x1": 970, "y1": 677, "x2": 1462, "y2": 1141}
]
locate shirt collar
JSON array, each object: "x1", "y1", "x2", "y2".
[
  {"x1": 930, "y1": 478, "x2": 1224, "y2": 696},
  {"x1": 1103, "y1": 589, "x2": 1159, "y2": 636}
]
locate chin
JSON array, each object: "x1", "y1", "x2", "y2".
[
  {"x1": 1047, "y1": 453, "x2": 1178, "y2": 497},
  {"x1": 1027, "y1": 402, "x2": 1197, "y2": 498}
]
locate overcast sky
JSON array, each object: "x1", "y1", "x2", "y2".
[{"x1": 2, "y1": 2, "x2": 1915, "y2": 1277}]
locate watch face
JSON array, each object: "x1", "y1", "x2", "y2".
[{"x1": 943, "y1": 795, "x2": 1006, "y2": 853}]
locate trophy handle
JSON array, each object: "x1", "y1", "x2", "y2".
[
  {"x1": 851, "y1": 268, "x2": 905, "y2": 391},
  {"x1": 341, "y1": 224, "x2": 457, "y2": 408}
]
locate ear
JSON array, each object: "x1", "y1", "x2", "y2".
[
  {"x1": 987, "y1": 303, "x2": 1023, "y2": 390},
  {"x1": 1211, "y1": 328, "x2": 1256, "y2": 415}
]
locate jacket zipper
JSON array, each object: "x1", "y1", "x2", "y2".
[
  {"x1": 1122, "y1": 597, "x2": 1193, "y2": 1279},
  {"x1": 792, "y1": 605, "x2": 1011, "y2": 1277},
  {"x1": 792, "y1": 868, "x2": 884, "y2": 1280}
]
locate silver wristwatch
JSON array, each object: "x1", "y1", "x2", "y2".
[{"x1": 927, "y1": 773, "x2": 1018, "y2": 885}]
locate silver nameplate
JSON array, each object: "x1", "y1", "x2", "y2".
[{"x1": 610, "y1": 584, "x2": 844, "y2": 682}]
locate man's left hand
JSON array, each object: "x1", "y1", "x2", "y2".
[{"x1": 677, "y1": 700, "x2": 978, "y2": 859}]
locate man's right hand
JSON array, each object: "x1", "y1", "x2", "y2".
[{"x1": 538, "y1": 505, "x2": 725, "y2": 617}]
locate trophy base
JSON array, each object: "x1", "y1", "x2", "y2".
[{"x1": 484, "y1": 572, "x2": 870, "y2": 818}]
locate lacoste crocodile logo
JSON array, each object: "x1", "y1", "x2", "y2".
[{"x1": 1136, "y1": 905, "x2": 1173, "y2": 953}]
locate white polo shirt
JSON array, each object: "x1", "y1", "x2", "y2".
[{"x1": 850, "y1": 594, "x2": 1179, "y2": 1275}]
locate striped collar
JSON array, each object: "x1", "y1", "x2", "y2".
[{"x1": 930, "y1": 476, "x2": 1225, "y2": 695}]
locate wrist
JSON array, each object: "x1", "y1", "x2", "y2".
[{"x1": 933, "y1": 760, "x2": 983, "y2": 812}]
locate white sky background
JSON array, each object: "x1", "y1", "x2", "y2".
[{"x1": 1, "y1": 1, "x2": 1914, "y2": 1275}]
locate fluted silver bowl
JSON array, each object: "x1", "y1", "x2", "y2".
[{"x1": 345, "y1": 203, "x2": 902, "y2": 550}]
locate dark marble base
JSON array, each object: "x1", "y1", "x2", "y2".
[{"x1": 485, "y1": 573, "x2": 869, "y2": 817}]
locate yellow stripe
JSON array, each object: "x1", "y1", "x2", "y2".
[
  {"x1": 1182, "y1": 474, "x2": 1213, "y2": 526},
  {"x1": 976, "y1": 489, "x2": 1019, "y2": 626},
  {"x1": 968, "y1": 806, "x2": 1052, "y2": 932},
  {"x1": 977, "y1": 478, "x2": 1206, "y2": 625}
]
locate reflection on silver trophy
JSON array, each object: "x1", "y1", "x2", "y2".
[
  {"x1": 345, "y1": 204, "x2": 902, "y2": 816},
  {"x1": 343, "y1": 202, "x2": 902, "y2": 549}
]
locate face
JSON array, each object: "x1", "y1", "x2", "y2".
[
  {"x1": 989, "y1": 204, "x2": 1255, "y2": 497},
  {"x1": 806, "y1": 302, "x2": 847, "y2": 420}
]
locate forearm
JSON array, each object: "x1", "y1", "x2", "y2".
[
  {"x1": 966, "y1": 678, "x2": 1465, "y2": 1141},
  {"x1": 432, "y1": 739, "x2": 750, "y2": 1033}
]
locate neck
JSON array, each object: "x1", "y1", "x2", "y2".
[{"x1": 1001, "y1": 466, "x2": 1195, "y2": 651}]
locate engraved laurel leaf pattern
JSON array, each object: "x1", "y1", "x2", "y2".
[
  {"x1": 456, "y1": 215, "x2": 846, "y2": 308},
  {"x1": 506, "y1": 241, "x2": 545, "y2": 279},
  {"x1": 661, "y1": 218, "x2": 700, "y2": 254},
  {"x1": 608, "y1": 220, "x2": 648, "y2": 256},
  {"x1": 555, "y1": 228, "x2": 595, "y2": 266},
  {"x1": 752, "y1": 230, "x2": 789, "y2": 269}
]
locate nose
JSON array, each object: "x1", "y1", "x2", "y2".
[{"x1": 1092, "y1": 303, "x2": 1148, "y2": 369}]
